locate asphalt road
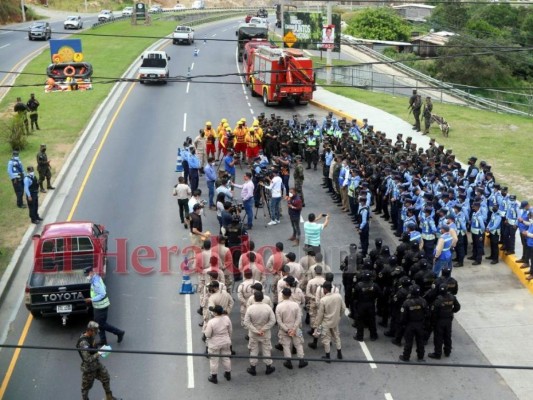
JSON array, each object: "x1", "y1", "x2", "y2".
[
  {"x1": 0, "y1": 17, "x2": 519, "y2": 400},
  {"x1": 0, "y1": 13, "x2": 98, "y2": 99}
]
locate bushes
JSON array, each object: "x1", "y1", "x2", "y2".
[{"x1": 1, "y1": 114, "x2": 28, "y2": 151}]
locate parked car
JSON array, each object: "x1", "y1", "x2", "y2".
[
  {"x1": 64, "y1": 16, "x2": 83, "y2": 30},
  {"x1": 28, "y1": 22, "x2": 51, "y2": 41},
  {"x1": 122, "y1": 6, "x2": 133, "y2": 16},
  {"x1": 173, "y1": 4, "x2": 186, "y2": 11},
  {"x1": 149, "y1": 5, "x2": 163, "y2": 13},
  {"x1": 97, "y1": 10, "x2": 115, "y2": 22}
]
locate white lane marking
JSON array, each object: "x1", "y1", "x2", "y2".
[
  {"x1": 183, "y1": 113, "x2": 187, "y2": 132},
  {"x1": 250, "y1": 109, "x2": 254, "y2": 115},
  {"x1": 247, "y1": 102, "x2": 251, "y2": 107},
  {"x1": 384, "y1": 394, "x2": 394, "y2": 400},
  {"x1": 190, "y1": 63, "x2": 194, "y2": 71},
  {"x1": 186, "y1": 82, "x2": 190, "y2": 94},
  {"x1": 300, "y1": 215, "x2": 305, "y2": 223},
  {"x1": 185, "y1": 294, "x2": 195, "y2": 388},
  {"x1": 0, "y1": 43, "x2": 10, "y2": 49},
  {"x1": 221, "y1": 28, "x2": 227, "y2": 32},
  {"x1": 211, "y1": 33, "x2": 217, "y2": 37},
  {"x1": 359, "y1": 341, "x2": 377, "y2": 369}
]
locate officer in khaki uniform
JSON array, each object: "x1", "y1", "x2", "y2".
[
  {"x1": 313, "y1": 281, "x2": 345, "y2": 362},
  {"x1": 237, "y1": 269, "x2": 257, "y2": 326},
  {"x1": 305, "y1": 266, "x2": 325, "y2": 341},
  {"x1": 244, "y1": 292, "x2": 276, "y2": 376},
  {"x1": 276, "y1": 288, "x2": 308, "y2": 369}
]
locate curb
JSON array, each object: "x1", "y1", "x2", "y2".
[
  {"x1": 0, "y1": 15, "x2": 244, "y2": 306},
  {"x1": 309, "y1": 97, "x2": 533, "y2": 295}
]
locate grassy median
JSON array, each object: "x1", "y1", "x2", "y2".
[
  {"x1": 0, "y1": 15, "x2": 241, "y2": 275},
  {"x1": 320, "y1": 84, "x2": 533, "y2": 201}
]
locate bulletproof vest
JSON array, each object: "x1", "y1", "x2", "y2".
[
  {"x1": 392, "y1": 287, "x2": 409, "y2": 307},
  {"x1": 37, "y1": 151, "x2": 48, "y2": 164},
  {"x1": 11, "y1": 159, "x2": 23, "y2": 176},
  {"x1": 76, "y1": 334, "x2": 97, "y2": 360},
  {"x1": 355, "y1": 281, "x2": 378, "y2": 303},
  {"x1": 377, "y1": 266, "x2": 393, "y2": 289},
  {"x1": 405, "y1": 298, "x2": 426, "y2": 322},
  {"x1": 26, "y1": 174, "x2": 39, "y2": 192},
  {"x1": 441, "y1": 276, "x2": 458, "y2": 295},
  {"x1": 357, "y1": 207, "x2": 368, "y2": 224},
  {"x1": 435, "y1": 294, "x2": 455, "y2": 319},
  {"x1": 421, "y1": 270, "x2": 435, "y2": 292}
]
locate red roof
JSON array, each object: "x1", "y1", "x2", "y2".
[{"x1": 41, "y1": 221, "x2": 94, "y2": 239}]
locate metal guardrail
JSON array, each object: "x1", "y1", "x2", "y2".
[{"x1": 340, "y1": 34, "x2": 532, "y2": 117}]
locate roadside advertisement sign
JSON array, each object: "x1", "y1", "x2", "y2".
[{"x1": 283, "y1": 12, "x2": 340, "y2": 51}]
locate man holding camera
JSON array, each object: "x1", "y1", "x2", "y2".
[
  {"x1": 303, "y1": 213, "x2": 330, "y2": 255},
  {"x1": 232, "y1": 172, "x2": 255, "y2": 230},
  {"x1": 261, "y1": 169, "x2": 283, "y2": 226}
]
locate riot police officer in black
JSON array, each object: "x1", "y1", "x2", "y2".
[
  {"x1": 428, "y1": 284, "x2": 461, "y2": 359},
  {"x1": 399, "y1": 284, "x2": 428, "y2": 362}
]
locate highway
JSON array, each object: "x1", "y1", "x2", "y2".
[
  {"x1": 0, "y1": 17, "x2": 519, "y2": 400},
  {"x1": 0, "y1": 12, "x2": 99, "y2": 100}
]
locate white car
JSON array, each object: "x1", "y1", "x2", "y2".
[
  {"x1": 173, "y1": 4, "x2": 186, "y2": 11},
  {"x1": 149, "y1": 5, "x2": 163, "y2": 13},
  {"x1": 64, "y1": 16, "x2": 83, "y2": 30},
  {"x1": 98, "y1": 10, "x2": 115, "y2": 22},
  {"x1": 122, "y1": 7, "x2": 133, "y2": 16}
]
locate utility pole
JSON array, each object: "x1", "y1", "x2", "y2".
[
  {"x1": 21, "y1": 0, "x2": 26, "y2": 23},
  {"x1": 326, "y1": 1, "x2": 332, "y2": 85}
]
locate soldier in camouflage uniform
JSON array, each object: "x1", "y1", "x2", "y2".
[
  {"x1": 36, "y1": 144, "x2": 55, "y2": 193},
  {"x1": 76, "y1": 321, "x2": 120, "y2": 400},
  {"x1": 293, "y1": 155, "x2": 305, "y2": 207}
]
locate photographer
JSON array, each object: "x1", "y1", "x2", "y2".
[
  {"x1": 303, "y1": 213, "x2": 330, "y2": 255},
  {"x1": 220, "y1": 201, "x2": 234, "y2": 233},
  {"x1": 261, "y1": 169, "x2": 283, "y2": 226},
  {"x1": 232, "y1": 172, "x2": 255, "y2": 230}
]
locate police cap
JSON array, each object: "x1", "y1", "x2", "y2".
[
  {"x1": 209, "y1": 305, "x2": 224, "y2": 315},
  {"x1": 83, "y1": 266, "x2": 93, "y2": 275}
]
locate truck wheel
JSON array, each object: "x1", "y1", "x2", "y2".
[
  {"x1": 250, "y1": 80, "x2": 257, "y2": 97},
  {"x1": 30, "y1": 310, "x2": 42, "y2": 319},
  {"x1": 173, "y1": 39, "x2": 177, "y2": 45},
  {"x1": 263, "y1": 89, "x2": 270, "y2": 106},
  {"x1": 140, "y1": 80, "x2": 144, "y2": 84}
]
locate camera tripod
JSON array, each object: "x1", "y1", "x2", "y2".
[{"x1": 254, "y1": 184, "x2": 272, "y2": 227}]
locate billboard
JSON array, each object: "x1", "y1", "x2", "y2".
[{"x1": 283, "y1": 12, "x2": 341, "y2": 51}]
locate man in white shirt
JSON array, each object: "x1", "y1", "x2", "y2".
[
  {"x1": 232, "y1": 172, "x2": 255, "y2": 229},
  {"x1": 261, "y1": 170, "x2": 283, "y2": 226}
]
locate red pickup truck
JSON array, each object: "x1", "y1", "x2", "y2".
[{"x1": 25, "y1": 221, "x2": 109, "y2": 325}]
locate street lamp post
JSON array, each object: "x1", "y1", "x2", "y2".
[{"x1": 21, "y1": 0, "x2": 26, "y2": 23}]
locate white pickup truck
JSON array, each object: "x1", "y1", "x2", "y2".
[
  {"x1": 172, "y1": 25, "x2": 194, "y2": 45},
  {"x1": 138, "y1": 51, "x2": 170, "y2": 84}
]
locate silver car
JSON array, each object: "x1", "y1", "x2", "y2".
[
  {"x1": 28, "y1": 22, "x2": 51, "y2": 41},
  {"x1": 64, "y1": 16, "x2": 83, "y2": 30}
]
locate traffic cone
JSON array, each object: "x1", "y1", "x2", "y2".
[
  {"x1": 179, "y1": 256, "x2": 195, "y2": 294},
  {"x1": 179, "y1": 274, "x2": 195, "y2": 294}
]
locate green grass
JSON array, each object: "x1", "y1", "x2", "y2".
[
  {"x1": 0, "y1": 14, "x2": 242, "y2": 276},
  {"x1": 319, "y1": 83, "x2": 533, "y2": 201}
]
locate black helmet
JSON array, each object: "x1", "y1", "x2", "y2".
[
  {"x1": 410, "y1": 284, "x2": 421, "y2": 296},
  {"x1": 362, "y1": 271, "x2": 372, "y2": 281},
  {"x1": 441, "y1": 267, "x2": 452, "y2": 277},
  {"x1": 399, "y1": 276, "x2": 411, "y2": 288},
  {"x1": 375, "y1": 238, "x2": 383, "y2": 247},
  {"x1": 438, "y1": 284, "x2": 448, "y2": 294}
]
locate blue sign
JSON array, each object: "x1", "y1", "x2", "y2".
[{"x1": 49, "y1": 39, "x2": 83, "y2": 63}]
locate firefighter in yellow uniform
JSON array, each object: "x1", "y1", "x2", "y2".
[
  {"x1": 245, "y1": 127, "x2": 261, "y2": 164},
  {"x1": 216, "y1": 119, "x2": 228, "y2": 161},
  {"x1": 233, "y1": 119, "x2": 247, "y2": 161}
]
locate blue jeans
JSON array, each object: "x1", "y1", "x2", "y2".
[
  {"x1": 207, "y1": 180, "x2": 215, "y2": 207},
  {"x1": 270, "y1": 197, "x2": 281, "y2": 221},
  {"x1": 243, "y1": 198, "x2": 254, "y2": 228}
]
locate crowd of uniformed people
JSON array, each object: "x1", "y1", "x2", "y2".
[{"x1": 170, "y1": 109, "x2": 533, "y2": 383}]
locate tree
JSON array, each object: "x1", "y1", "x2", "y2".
[
  {"x1": 428, "y1": 3, "x2": 471, "y2": 32},
  {"x1": 466, "y1": 19, "x2": 505, "y2": 39},
  {"x1": 471, "y1": 4, "x2": 519, "y2": 30},
  {"x1": 435, "y1": 36, "x2": 515, "y2": 88},
  {"x1": 345, "y1": 8, "x2": 411, "y2": 42}
]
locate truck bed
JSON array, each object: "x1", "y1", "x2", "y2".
[{"x1": 30, "y1": 271, "x2": 86, "y2": 288}]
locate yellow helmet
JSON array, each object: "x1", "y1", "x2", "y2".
[
  {"x1": 252, "y1": 120, "x2": 259, "y2": 127},
  {"x1": 206, "y1": 121, "x2": 212, "y2": 126},
  {"x1": 226, "y1": 127, "x2": 232, "y2": 132},
  {"x1": 221, "y1": 118, "x2": 227, "y2": 124},
  {"x1": 240, "y1": 118, "x2": 246, "y2": 123},
  {"x1": 223, "y1": 123, "x2": 230, "y2": 128}
]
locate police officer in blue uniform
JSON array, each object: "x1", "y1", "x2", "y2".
[
  {"x1": 357, "y1": 196, "x2": 370, "y2": 257},
  {"x1": 7, "y1": 150, "x2": 26, "y2": 208},
  {"x1": 469, "y1": 202, "x2": 486, "y2": 265},
  {"x1": 23, "y1": 166, "x2": 42, "y2": 224},
  {"x1": 486, "y1": 204, "x2": 502, "y2": 265}
]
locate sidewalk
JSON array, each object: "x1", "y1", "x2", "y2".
[{"x1": 311, "y1": 87, "x2": 533, "y2": 400}]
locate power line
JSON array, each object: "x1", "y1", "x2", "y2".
[{"x1": 1, "y1": 343, "x2": 533, "y2": 370}]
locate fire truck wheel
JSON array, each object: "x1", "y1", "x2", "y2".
[{"x1": 263, "y1": 89, "x2": 270, "y2": 106}]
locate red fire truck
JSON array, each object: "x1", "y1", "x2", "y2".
[{"x1": 244, "y1": 45, "x2": 315, "y2": 106}]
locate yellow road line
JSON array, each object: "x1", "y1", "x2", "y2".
[
  {"x1": 0, "y1": 45, "x2": 46, "y2": 88},
  {"x1": 67, "y1": 82, "x2": 136, "y2": 221},
  {"x1": 0, "y1": 315, "x2": 33, "y2": 398},
  {"x1": 0, "y1": 81, "x2": 136, "y2": 400}
]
